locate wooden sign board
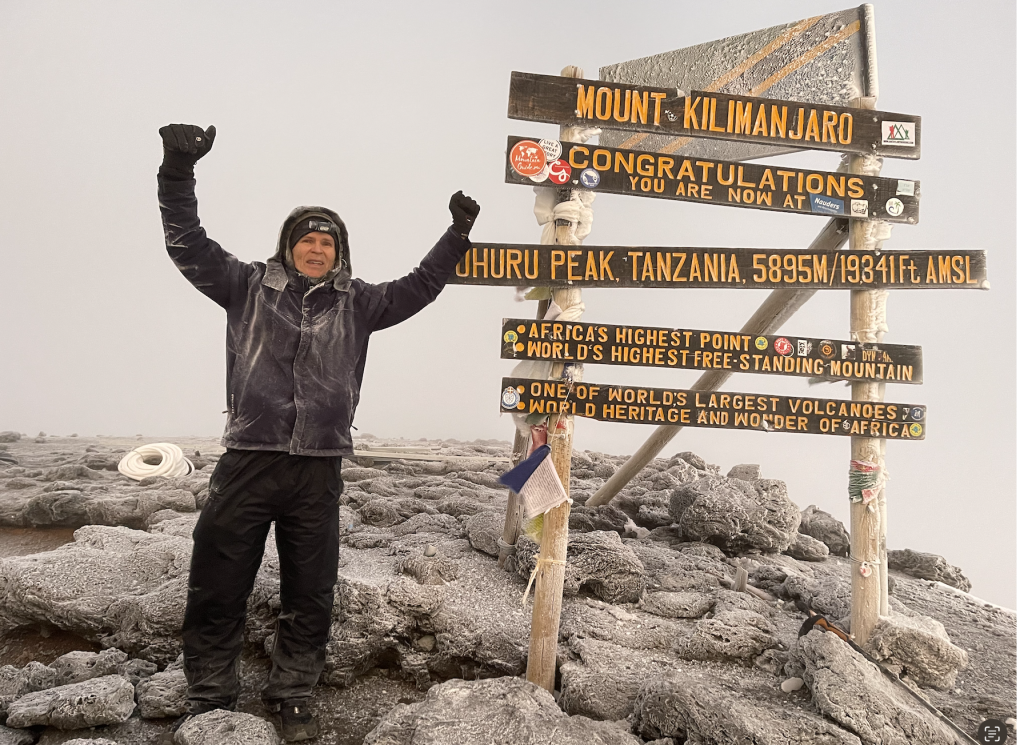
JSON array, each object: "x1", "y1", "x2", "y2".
[
  {"x1": 508, "y1": 72, "x2": 920, "y2": 159},
  {"x1": 449, "y1": 245, "x2": 988, "y2": 290},
  {"x1": 599, "y1": 6, "x2": 876, "y2": 161},
  {"x1": 500, "y1": 318, "x2": 923, "y2": 385},
  {"x1": 506, "y1": 136, "x2": 920, "y2": 224},
  {"x1": 499, "y1": 378, "x2": 926, "y2": 441}
]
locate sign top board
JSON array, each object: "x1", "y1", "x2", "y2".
[
  {"x1": 600, "y1": 5, "x2": 877, "y2": 161},
  {"x1": 507, "y1": 73, "x2": 920, "y2": 160}
]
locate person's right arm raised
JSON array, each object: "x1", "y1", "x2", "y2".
[{"x1": 157, "y1": 123, "x2": 250, "y2": 309}]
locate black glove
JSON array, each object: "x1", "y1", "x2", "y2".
[
  {"x1": 449, "y1": 191, "x2": 480, "y2": 239},
  {"x1": 158, "y1": 124, "x2": 217, "y2": 180}
]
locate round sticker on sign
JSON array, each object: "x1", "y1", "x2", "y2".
[
  {"x1": 548, "y1": 159, "x2": 572, "y2": 185},
  {"x1": 501, "y1": 386, "x2": 521, "y2": 410},
  {"x1": 509, "y1": 140, "x2": 547, "y2": 177},
  {"x1": 503, "y1": 330, "x2": 519, "y2": 343},
  {"x1": 909, "y1": 423, "x2": 923, "y2": 437},
  {"x1": 528, "y1": 163, "x2": 551, "y2": 183},
  {"x1": 774, "y1": 337, "x2": 794, "y2": 357},
  {"x1": 818, "y1": 340, "x2": 837, "y2": 359},
  {"x1": 754, "y1": 336, "x2": 768, "y2": 351},
  {"x1": 539, "y1": 139, "x2": 562, "y2": 162},
  {"x1": 579, "y1": 168, "x2": 600, "y2": 188},
  {"x1": 885, "y1": 198, "x2": 904, "y2": 217}
]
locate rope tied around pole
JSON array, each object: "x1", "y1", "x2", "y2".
[
  {"x1": 522, "y1": 557, "x2": 568, "y2": 606},
  {"x1": 848, "y1": 459, "x2": 887, "y2": 509}
]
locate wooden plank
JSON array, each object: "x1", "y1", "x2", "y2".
[
  {"x1": 450, "y1": 244, "x2": 987, "y2": 290},
  {"x1": 500, "y1": 378, "x2": 926, "y2": 441},
  {"x1": 506, "y1": 135, "x2": 920, "y2": 224},
  {"x1": 500, "y1": 318, "x2": 923, "y2": 384},
  {"x1": 508, "y1": 72, "x2": 920, "y2": 159}
]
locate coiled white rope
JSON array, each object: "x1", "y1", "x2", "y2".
[{"x1": 117, "y1": 442, "x2": 194, "y2": 481}]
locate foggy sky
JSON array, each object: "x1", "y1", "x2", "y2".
[{"x1": 0, "y1": 1, "x2": 1015, "y2": 608}]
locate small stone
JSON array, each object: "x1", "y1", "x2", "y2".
[
  {"x1": 414, "y1": 635, "x2": 437, "y2": 652},
  {"x1": 0, "y1": 432, "x2": 21, "y2": 443},
  {"x1": 137, "y1": 669, "x2": 188, "y2": 719},
  {"x1": 424, "y1": 544, "x2": 437, "y2": 557},
  {"x1": 781, "y1": 676, "x2": 805, "y2": 692}
]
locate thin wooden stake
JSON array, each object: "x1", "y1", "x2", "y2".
[{"x1": 525, "y1": 64, "x2": 586, "y2": 694}]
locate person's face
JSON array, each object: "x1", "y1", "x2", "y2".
[{"x1": 292, "y1": 232, "x2": 337, "y2": 278}]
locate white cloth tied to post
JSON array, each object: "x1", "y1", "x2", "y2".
[
  {"x1": 498, "y1": 444, "x2": 570, "y2": 519},
  {"x1": 509, "y1": 183, "x2": 590, "y2": 439},
  {"x1": 532, "y1": 186, "x2": 596, "y2": 246}
]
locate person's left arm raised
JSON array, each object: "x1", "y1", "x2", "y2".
[{"x1": 368, "y1": 191, "x2": 480, "y2": 331}]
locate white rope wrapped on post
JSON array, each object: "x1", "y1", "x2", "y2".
[{"x1": 117, "y1": 442, "x2": 194, "y2": 481}]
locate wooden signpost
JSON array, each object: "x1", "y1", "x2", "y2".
[
  {"x1": 500, "y1": 377, "x2": 926, "y2": 440},
  {"x1": 499, "y1": 318, "x2": 924, "y2": 384},
  {"x1": 508, "y1": 72, "x2": 921, "y2": 159},
  {"x1": 449, "y1": 2, "x2": 986, "y2": 699},
  {"x1": 450, "y1": 245, "x2": 987, "y2": 289},
  {"x1": 506, "y1": 135, "x2": 920, "y2": 223}
]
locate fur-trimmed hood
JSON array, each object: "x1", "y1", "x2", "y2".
[{"x1": 272, "y1": 205, "x2": 352, "y2": 283}]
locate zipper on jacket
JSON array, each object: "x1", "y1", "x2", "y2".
[{"x1": 230, "y1": 394, "x2": 235, "y2": 417}]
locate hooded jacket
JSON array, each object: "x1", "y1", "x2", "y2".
[{"x1": 158, "y1": 175, "x2": 470, "y2": 456}]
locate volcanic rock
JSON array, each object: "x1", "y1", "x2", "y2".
[
  {"x1": 5, "y1": 674, "x2": 135, "y2": 728},
  {"x1": 669, "y1": 475, "x2": 801, "y2": 555},
  {"x1": 364, "y1": 676, "x2": 641, "y2": 745},
  {"x1": 889, "y1": 548, "x2": 971, "y2": 591},
  {"x1": 799, "y1": 505, "x2": 850, "y2": 557}
]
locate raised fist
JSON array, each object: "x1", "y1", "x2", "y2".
[
  {"x1": 159, "y1": 123, "x2": 217, "y2": 178},
  {"x1": 449, "y1": 191, "x2": 480, "y2": 238}
]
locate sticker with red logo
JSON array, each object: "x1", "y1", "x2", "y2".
[
  {"x1": 774, "y1": 337, "x2": 794, "y2": 357},
  {"x1": 548, "y1": 159, "x2": 572, "y2": 185},
  {"x1": 509, "y1": 140, "x2": 547, "y2": 177}
]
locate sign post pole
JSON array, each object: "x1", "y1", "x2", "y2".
[
  {"x1": 848, "y1": 98, "x2": 888, "y2": 638},
  {"x1": 525, "y1": 65, "x2": 587, "y2": 694}
]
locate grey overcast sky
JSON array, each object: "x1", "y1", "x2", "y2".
[{"x1": 0, "y1": 1, "x2": 1015, "y2": 608}]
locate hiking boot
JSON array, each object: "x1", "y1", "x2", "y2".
[{"x1": 279, "y1": 700, "x2": 319, "y2": 742}]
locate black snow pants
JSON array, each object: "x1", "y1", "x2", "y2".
[{"x1": 181, "y1": 449, "x2": 342, "y2": 713}]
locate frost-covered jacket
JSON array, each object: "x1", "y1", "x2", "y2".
[{"x1": 158, "y1": 175, "x2": 470, "y2": 456}]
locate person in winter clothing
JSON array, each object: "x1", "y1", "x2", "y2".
[{"x1": 156, "y1": 123, "x2": 479, "y2": 741}]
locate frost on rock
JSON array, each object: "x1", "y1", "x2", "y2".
[
  {"x1": 175, "y1": 708, "x2": 279, "y2": 745},
  {"x1": 799, "y1": 505, "x2": 850, "y2": 557},
  {"x1": 632, "y1": 665, "x2": 861, "y2": 744},
  {"x1": 888, "y1": 548, "x2": 972, "y2": 592},
  {"x1": 136, "y1": 668, "x2": 189, "y2": 719},
  {"x1": 669, "y1": 475, "x2": 801, "y2": 555},
  {"x1": 364, "y1": 677, "x2": 642, "y2": 745},
  {"x1": 0, "y1": 526, "x2": 192, "y2": 663},
  {"x1": 797, "y1": 628, "x2": 959, "y2": 745},
  {"x1": 5, "y1": 674, "x2": 135, "y2": 729},
  {"x1": 865, "y1": 613, "x2": 969, "y2": 690},
  {"x1": 509, "y1": 531, "x2": 646, "y2": 604}
]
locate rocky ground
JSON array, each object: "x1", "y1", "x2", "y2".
[{"x1": 0, "y1": 432, "x2": 1014, "y2": 745}]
